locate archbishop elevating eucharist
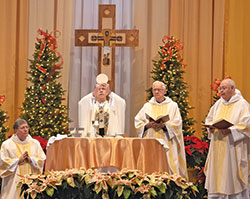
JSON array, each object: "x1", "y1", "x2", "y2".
[{"x1": 78, "y1": 74, "x2": 126, "y2": 137}]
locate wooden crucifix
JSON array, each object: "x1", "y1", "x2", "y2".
[{"x1": 75, "y1": 4, "x2": 139, "y2": 90}]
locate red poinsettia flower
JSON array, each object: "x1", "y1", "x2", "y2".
[
  {"x1": 185, "y1": 136, "x2": 209, "y2": 155},
  {"x1": 185, "y1": 145, "x2": 191, "y2": 155},
  {"x1": 32, "y1": 136, "x2": 48, "y2": 151},
  {"x1": 191, "y1": 142, "x2": 207, "y2": 154},
  {"x1": 186, "y1": 136, "x2": 200, "y2": 143}
]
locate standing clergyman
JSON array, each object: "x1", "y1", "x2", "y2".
[
  {"x1": 135, "y1": 81, "x2": 188, "y2": 179},
  {"x1": 78, "y1": 74, "x2": 126, "y2": 137},
  {"x1": 0, "y1": 119, "x2": 46, "y2": 199},
  {"x1": 204, "y1": 78, "x2": 250, "y2": 199}
]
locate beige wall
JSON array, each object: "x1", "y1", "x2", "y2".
[
  {"x1": 168, "y1": 0, "x2": 225, "y2": 136},
  {"x1": 131, "y1": 0, "x2": 170, "y2": 136},
  {"x1": 0, "y1": 0, "x2": 29, "y2": 134},
  {"x1": 224, "y1": 0, "x2": 250, "y2": 102}
]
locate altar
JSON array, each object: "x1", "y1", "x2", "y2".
[{"x1": 45, "y1": 137, "x2": 169, "y2": 173}]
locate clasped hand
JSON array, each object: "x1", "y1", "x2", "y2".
[
  {"x1": 209, "y1": 127, "x2": 231, "y2": 135},
  {"x1": 146, "y1": 121, "x2": 165, "y2": 131},
  {"x1": 18, "y1": 151, "x2": 31, "y2": 165}
]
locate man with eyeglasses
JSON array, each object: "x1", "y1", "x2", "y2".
[
  {"x1": 0, "y1": 119, "x2": 46, "y2": 199},
  {"x1": 78, "y1": 74, "x2": 126, "y2": 137},
  {"x1": 134, "y1": 80, "x2": 188, "y2": 179},
  {"x1": 204, "y1": 78, "x2": 250, "y2": 199}
]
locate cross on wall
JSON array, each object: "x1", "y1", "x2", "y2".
[{"x1": 75, "y1": 4, "x2": 139, "y2": 90}]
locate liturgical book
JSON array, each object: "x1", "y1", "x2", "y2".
[
  {"x1": 202, "y1": 119, "x2": 233, "y2": 129},
  {"x1": 145, "y1": 113, "x2": 170, "y2": 123}
]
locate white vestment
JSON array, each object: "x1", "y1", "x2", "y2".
[
  {"x1": 135, "y1": 97, "x2": 188, "y2": 179},
  {"x1": 78, "y1": 92, "x2": 126, "y2": 137},
  {"x1": 0, "y1": 135, "x2": 46, "y2": 199},
  {"x1": 205, "y1": 92, "x2": 250, "y2": 198}
]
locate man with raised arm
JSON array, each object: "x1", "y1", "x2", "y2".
[
  {"x1": 135, "y1": 81, "x2": 188, "y2": 179},
  {"x1": 78, "y1": 74, "x2": 126, "y2": 137},
  {"x1": 204, "y1": 78, "x2": 250, "y2": 199}
]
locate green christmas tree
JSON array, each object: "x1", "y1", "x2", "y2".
[
  {"x1": 0, "y1": 96, "x2": 9, "y2": 145},
  {"x1": 148, "y1": 35, "x2": 195, "y2": 136},
  {"x1": 20, "y1": 29, "x2": 70, "y2": 140}
]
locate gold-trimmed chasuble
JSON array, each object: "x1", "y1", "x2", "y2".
[{"x1": 93, "y1": 102, "x2": 109, "y2": 136}]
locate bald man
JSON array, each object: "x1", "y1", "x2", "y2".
[
  {"x1": 204, "y1": 78, "x2": 250, "y2": 199},
  {"x1": 135, "y1": 81, "x2": 188, "y2": 179}
]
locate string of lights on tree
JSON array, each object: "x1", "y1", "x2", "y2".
[
  {"x1": 148, "y1": 35, "x2": 195, "y2": 137},
  {"x1": 20, "y1": 29, "x2": 70, "y2": 140},
  {"x1": 0, "y1": 95, "x2": 9, "y2": 144}
]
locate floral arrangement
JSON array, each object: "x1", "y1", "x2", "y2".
[
  {"x1": 18, "y1": 168, "x2": 198, "y2": 199},
  {"x1": 184, "y1": 125, "x2": 210, "y2": 198},
  {"x1": 184, "y1": 136, "x2": 209, "y2": 184}
]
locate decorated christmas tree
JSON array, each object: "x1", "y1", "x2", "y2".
[
  {"x1": 20, "y1": 29, "x2": 70, "y2": 140},
  {"x1": 0, "y1": 95, "x2": 9, "y2": 145},
  {"x1": 148, "y1": 36, "x2": 195, "y2": 136}
]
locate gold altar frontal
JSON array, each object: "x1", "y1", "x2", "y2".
[{"x1": 45, "y1": 137, "x2": 169, "y2": 173}]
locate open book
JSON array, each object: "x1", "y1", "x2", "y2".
[
  {"x1": 145, "y1": 113, "x2": 170, "y2": 123},
  {"x1": 202, "y1": 119, "x2": 233, "y2": 129}
]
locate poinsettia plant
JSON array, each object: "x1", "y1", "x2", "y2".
[
  {"x1": 184, "y1": 136, "x2": 209, "y2": 183},
  {"x1": 32, "y1": 136, "x2": 48, "y2": 153},
  {"x1": 18, "y1": 168, "x2": 198, "y2": 199}
]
